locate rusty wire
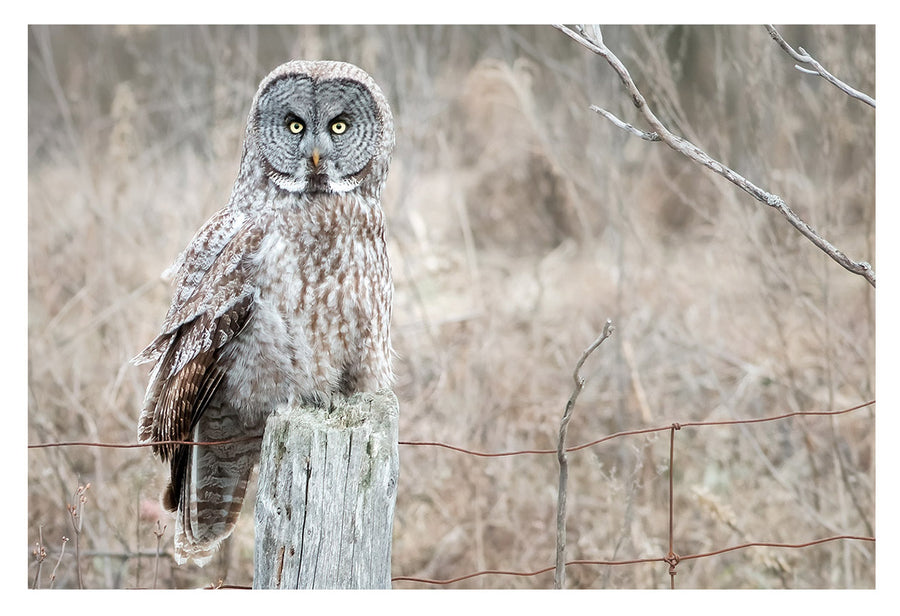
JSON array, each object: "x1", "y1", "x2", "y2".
[
  {"x1": 28, "y1": 399, "x2": 875, "y2": 588},
  {"x1": 399, "y1": 399, "x2": 874, "y2": 458},
  {"x1": 390, "y1": 535, "x2": 875, "y2": 586},
  {"x1": 394, "y1": 399, "x2": 874, "y2": 588},
  {"x1": 28, "y1": 400, "x2": 873, "y2": 454}
]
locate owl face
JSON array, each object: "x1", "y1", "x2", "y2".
[{"x1": 250, "y1": 63, "x2": 389, "y2": 196}]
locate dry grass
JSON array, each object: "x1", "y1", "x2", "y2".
[{"x1": 27, "y1": 24, "x2": 875, "y2": 589}]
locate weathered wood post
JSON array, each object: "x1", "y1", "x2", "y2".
[{"x1": 253, "y1": 388, "x2": 399, "y2": 589}]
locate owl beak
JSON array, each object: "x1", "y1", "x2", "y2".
[{"x1": 311, "y1": 148, "x2": 321, "y2": 169}]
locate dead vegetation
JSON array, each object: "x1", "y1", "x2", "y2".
[{"x1": 28, "y1": 25, "x2": 874, "y2": 589}]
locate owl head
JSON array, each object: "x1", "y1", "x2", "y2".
[{"x1": 245, "y1": 60, "x2": 394, "y2": 199}]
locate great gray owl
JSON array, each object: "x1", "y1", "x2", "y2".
[{"x1": 133, "y1": 60, "x2": 395, "y2": 566}]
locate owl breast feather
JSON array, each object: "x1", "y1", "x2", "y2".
[{"x1": 218, "y1": 191, "x2": 391, "y2": 414}]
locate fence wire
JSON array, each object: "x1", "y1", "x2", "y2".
[
  {"x1": 392, "y1": 399, "x2": 875, "y2": 588},
  {"x1": 28, "y1": 399, "x2": 875, "y2": 589}
]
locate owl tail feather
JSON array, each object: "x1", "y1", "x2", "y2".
[{"x1": 168, "y1": 410, "x2": 262, "y2": 566}]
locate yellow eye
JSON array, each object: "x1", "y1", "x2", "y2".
[
  {"x1": 288, "y1": 120, "x2": 304, "y2": 134},
  {"x1": 330, "y1": 120, "x2": 348, "y2": 135}
]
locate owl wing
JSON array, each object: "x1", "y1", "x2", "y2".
[
  {"x1": 135, "y1": 213, "x2": 263, "y2": 459},
  {"x1": 132, "y1": 207, "x2": 251, "y2": 366}
]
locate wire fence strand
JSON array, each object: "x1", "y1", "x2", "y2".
[
  {"x1": 390, "y1": 535, "x2": 875, "y2": 586},
  {"x1": 28, "y1": 399, "x2": 875, "y2": 588},
  {"x1": 28, "y1": 400, "x2": 873, "y2": 455}
]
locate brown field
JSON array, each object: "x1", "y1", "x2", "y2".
[{"x1": 27, "y1": 24, "x2": 875, "y2": 589}]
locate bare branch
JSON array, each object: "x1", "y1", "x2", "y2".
[
  {"x1": 555, "y1": 24, "x2": 875, "y2": 288},
  {"x1": 765, "y1": 25, "x2": 875, "y2": 108},
  {"x1": 153, "y1": 521, "x2": 166, "y2": 590},
  {"x1": 590, "y1": 105, "x2": 660, "y2": 141},
  {"x1": 555, "y1": 319, "x2": 615, "y2": 589},
  {"x1": 48, "y1": 537, "x2": 69, "y2": 589},
  {"x1": 32, "y1": 526, "x2": 46, "y2": 589},
  {"x1": 67, "y1": 482, "x2": 90, "y2": 589}
]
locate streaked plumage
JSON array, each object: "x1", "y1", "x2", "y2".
[{"x1": 134, "y1": 60, "x2": 394, "y2": 565}]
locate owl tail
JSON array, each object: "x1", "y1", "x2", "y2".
[{"x1": 166, "y1": 408, "x2": 263, "y2": 566}]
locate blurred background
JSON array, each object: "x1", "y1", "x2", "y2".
[{"x1": 27, "y1": 24, "x2": 875, "y2": 589}]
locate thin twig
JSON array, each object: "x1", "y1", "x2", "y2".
[
  {"x1": 48, "y1": 536, "x2": 69, "y2": 589},
  {"x1": 555, "y1": 319, "x2": 615, "y2": 589},
  {"x1": 67, "y1": 483, "x2": 90, "y2": 589},
  {"x1": 555, "y1": 24, "x2": 875, "y2": 288},
  {"x1": 153, "y1": 521, "x2": 166, "y2": 590},
  {"x1": 32, "y1": 526, "x2": 46, "y2": 589},
  {"x1": 765, "y1": 25, "x2": 875, "y2": 107},
  {"x1": 591, "y1": 106, "x2": 660, "y2": 141}
]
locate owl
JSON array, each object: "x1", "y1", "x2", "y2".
[{"x1": 133, "y1": 60, "x2": 395, "y2": 566}]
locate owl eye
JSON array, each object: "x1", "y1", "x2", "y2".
[
  {"x1": 286, "y1": 118, "x2": 304, "y2": 134},
  {"x1": 330, "y1": 119, "x2": 348, "y2": 135}
]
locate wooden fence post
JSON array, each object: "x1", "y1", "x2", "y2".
[{"x1": 253, "y1": 389, "x2": 399, "y2": 589}]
